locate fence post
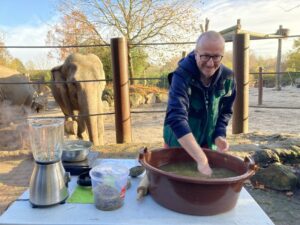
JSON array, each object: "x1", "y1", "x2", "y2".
[
  {"x1": 232, "y1": 33, "x2": 250, "y2": 134},
  {"x1": 258, "y1": 67, "x2": 263, "y2": 105},
  {"x1": 111, "y1": 37, "x2": 132, "y2": 143},
  {"x1": 275, "y1": 25, "x2": 283, "y2": 91}
]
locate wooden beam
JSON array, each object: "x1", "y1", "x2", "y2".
[{"x1": 219, "y1": 24, "x2": 241, "y2": 36}]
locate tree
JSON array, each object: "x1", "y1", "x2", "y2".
[
  {"x1": 0, "y1": 38, "x2": 12, "y2": 67},
  {"x1": 50, "y1": 0, "x2": 201, "y2": 84},
  {"x1": 130, "y1": 47, "x2": 149, "y2": 78},
  {"x1": 285, "y1": 38, "x2": 300, "y2": 71},
  {"x1": 25, "y1": 60, "x2": 36, "y2": 71},
  {"x1": 221, "y1": 51, "x2": 233, "y2": 70},
  {"x1": 8, "y1": 58, "x2": 26, "y2": 73},
  {"x1": 47, "y1": 10, "x2": 102, "y2": 60},
  {"x1": 47, "y1": 10, "x2": 113, "y2": 79},
  {"x1": 0, "y1": 33, "x2": 24, "y2": 71},
  {"x1": 160, "y1": 55, "x2": 181, "y2": 74}
]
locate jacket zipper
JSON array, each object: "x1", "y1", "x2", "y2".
[{"x1": 199, "y1": 87, "x2": 209, "y2": 145}]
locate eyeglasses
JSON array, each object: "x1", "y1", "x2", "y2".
[{"x1": 198, "y1": 54, "x2": 223, "y2": 62}]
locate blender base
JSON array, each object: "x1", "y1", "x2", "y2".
[
  {"x1": 30, "y1": 195, "x2": 68, "y2": 208},
  {"x1": 29, "y1": 161, "x2": 70, "y2": 208}
]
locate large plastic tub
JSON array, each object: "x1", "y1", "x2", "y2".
[{"x1": 139, "y1": 147, "x2": 257, "y2": 216}]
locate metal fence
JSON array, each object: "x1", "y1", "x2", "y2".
[{"x1": 1, "y1": 36, "x2": 300, "y2": 143}]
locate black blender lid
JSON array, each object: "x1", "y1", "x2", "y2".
[{"x1": 77, "y1": 171, "x2": 92, "y2": 186}]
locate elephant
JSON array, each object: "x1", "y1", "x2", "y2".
[
  {"x1": 0, "y1": 65, "x2": 35, "y2": 108},
  {"x1": 50, "y1": 53, "x2": 106, "y2": 146}
]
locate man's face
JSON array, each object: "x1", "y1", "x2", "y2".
[{"x1": 195, "y1": 38, "x2": 224, "y2": 79}]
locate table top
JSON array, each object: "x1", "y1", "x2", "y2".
[{"x1": 0, "y1": 159, "x2": 274, "y2": 225}]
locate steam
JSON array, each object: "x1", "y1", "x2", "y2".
[{"x1": 0, "y1": 101, "x2": 31, "y2": 150}]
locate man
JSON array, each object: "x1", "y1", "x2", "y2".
[{"x1": 163, "y1": 31, "x2": 236, "y2": 176}]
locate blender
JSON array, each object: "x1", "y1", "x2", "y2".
[{"x1": 28, "y1": 118, "x2": 70, "y2": 207}]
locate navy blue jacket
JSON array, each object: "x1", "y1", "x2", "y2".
[{"x1": 163, "y1": 51, "x2": 236, "y2": 148}]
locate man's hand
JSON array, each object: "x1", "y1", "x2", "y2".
[
  {"x1": 178, "y1": 133, "x2": 213, "y2": 176},
  {"x1": 215, "y1": 136, "x2": 229, "y2": 152},
  {"x1": 197, "y1": 161, "x2": 212, "y2": 176}
]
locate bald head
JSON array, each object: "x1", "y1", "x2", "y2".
[
  {"x1": 194, "y1": 31, "x2": 225, "y2": 79},
  {"x1": 195, "y1": 31, "x2": 225, "y2": 51}
]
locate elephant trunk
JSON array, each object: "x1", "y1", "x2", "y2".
[{"x1": 79, "y1": 88, "x2": 102, "y2": 146}]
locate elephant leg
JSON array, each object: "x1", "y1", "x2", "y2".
[
  {"x1": 77, "y1": 87, "x2": 101, "y2": 146},
  {"x1": 81, "y1": 131, "x2": 89, "y2": 141},
  {"x1": 77, "y1": 115, "x2": 89, "y2": 141},
  {"x1": 24, "y1": 94, "x2": 33, "y2": 108},
  {"x1": 97, "y1": 99, "x2": 104, "y2": 145},
  {"x1": 65, "y1": 117, "x2": 78, "y2": 135}
]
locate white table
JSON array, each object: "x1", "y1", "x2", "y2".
[{"x1": 0, "y1": 159, "x2": 274, "y2": 225}]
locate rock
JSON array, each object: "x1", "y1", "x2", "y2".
[
  {"x1": 230, "y1": 143, "x2": 261, "y2": 152},
  {"x1": 251, "y1": 149, "x2": 280, "y2": 167},
  {"x1": 291, "y1": 145, "x2": 300, "y2": 152},
  {"x1": 129, "y1": 93, "x2": 144, "y2": 107},
  {"x1": 102, "y1": 88, "x2": 114, "y2": 105},
  {"x1": 145, "y1": 93, "x2": 156, "y2": 104},
  {"x1": 156, "y1": 93, "x2": 168, "y2": 103},
  {"x1": 268, "y1": 134, "x2": 288, "y2": 141},
  {"x1": 272, "y1": 148, "x2": 300, "y2": 164},
  {"x1": 297, "y1": 181, "x2": 300, "y2": 188},
  {"x1": 251, "y1": 162, "x2": 298, "y2": 191}
]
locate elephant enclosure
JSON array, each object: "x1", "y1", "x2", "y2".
[
  {"x1": 37, "y1": 86, "x2": 300, "y2": 146},
  {"x1": 0, "y1": 86, "x2": 299, "y2": 152}
]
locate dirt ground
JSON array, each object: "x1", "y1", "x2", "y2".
[{"x1": 0, "y1": 86, "x2": 299, "y2": 225}]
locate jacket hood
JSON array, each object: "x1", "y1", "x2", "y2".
[{"x1": 178, "y1": 51, "x2": 199, "y2": 76}]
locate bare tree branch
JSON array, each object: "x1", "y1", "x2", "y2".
[{"x1": 49, "y1": 0, "x2": 202, "y2": 81}]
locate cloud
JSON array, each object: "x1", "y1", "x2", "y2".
[
  {"x1": 1, "y1": 0, "x2": 300, "y2": 66},
  {"x1": 0, "y1": 15, "x2": 61, "y2": 69},
  {"x1": 200, "y1": 0, "x2": 300, "y2": 57}
]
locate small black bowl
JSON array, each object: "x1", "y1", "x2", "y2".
[
  {"x1": 77, "y1": 170, "x2": 91, "y2": 187},
  {"x1": 129, "y1": 165, "x2": 145, "y2": 178}
]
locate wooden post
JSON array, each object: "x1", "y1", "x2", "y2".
[
  {"x1": 275, "y1": 25, "x2": 283, "y2": 91},
  {"x1": 111, "y1": 37, "x2": 132, "y2": 143},
  {"x1": 258, "y1": 67, "x2": 263, "y2": 105},
  {"x1": 232, "y1": 33, "x2": 250, "y2": 134}
]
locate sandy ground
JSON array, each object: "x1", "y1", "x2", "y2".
[
  {"x1": 103, "y1": 86, "x2": 300, "y2": 144},
  {"x1": 0, "y1": 86, "x2": 299, "y2": 225}
]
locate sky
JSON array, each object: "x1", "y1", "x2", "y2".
[
  {"x1": 0, "y1": 0, "x2": 300, "y2": 69},
  {"x1": 0, "y1": 0, "x2": 60, "y2": 68},
  {"x1": 201, "y1": 0, "x2": 300, "y2": 57}
]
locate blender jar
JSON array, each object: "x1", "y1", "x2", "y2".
[{"x1": 28, "y1": 118, "x2": 64, "y2": 163}]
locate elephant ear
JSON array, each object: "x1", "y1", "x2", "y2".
[
  {"x1": 63, "y1": 63, "x2": 77, "y2": 81},
  {"x1": 51, "y1": 66, "x2": 63, "y2": 81}
]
